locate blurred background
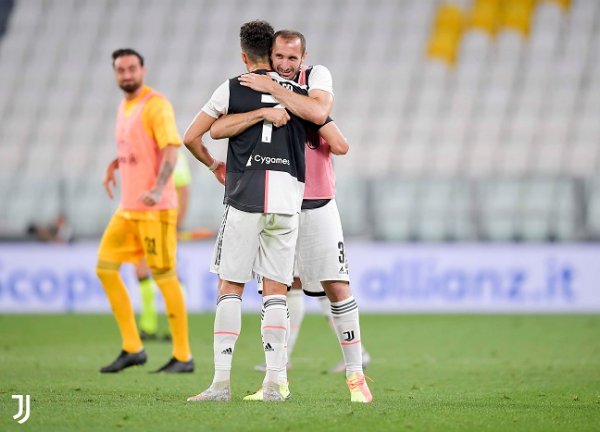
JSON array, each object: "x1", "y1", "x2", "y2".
[
  {"x1": 0, "y1": 0, "x2": 599, "y2": 313},
  {"x1": 1, "y1": 0, "x2": 598, "y2": 242}
]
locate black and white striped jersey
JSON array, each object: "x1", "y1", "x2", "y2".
[{"x1": 202, "y1": 69, "x2": 327, "y2": 215}]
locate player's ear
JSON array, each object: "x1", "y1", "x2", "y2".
[
  {"x1": 241, "y1": 52, "x2": 248, "y2": 67},
  {"x1": 302, "y1": 51, "x2": 308, "y2": 63}
]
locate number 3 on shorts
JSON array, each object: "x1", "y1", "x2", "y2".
[{"x1": 338, "y1": 241, "x2": 345, "y2": 264}]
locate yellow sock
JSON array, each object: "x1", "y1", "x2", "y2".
[
  {"x1": 153, "y1": 270, "x2": 191, "y2": 361},
  {"x1": 97, "y1": 262, "x2": 143, "y2": 353},
  {"x1": 138, "y1": 277, "x2": 158, "y2": 334}
]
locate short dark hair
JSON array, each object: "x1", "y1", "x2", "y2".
[
  {"x1": 111, "y1": 48, "x2": 144, "y2": 67},
  {"x1": 273, "y1": 30, "x2": 306, "y2": 55},
  {"x1": 240, "y1": 20, "x2": 274, "y2": 62}
]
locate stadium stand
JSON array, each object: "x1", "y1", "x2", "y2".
[
  {"x1": 0, "y1": 0, "x2": 598, "y2": 241},
  {"x1": 0, "y1": 0, "x2": 14, "y2": 37}
]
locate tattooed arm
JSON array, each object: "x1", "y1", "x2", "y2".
[
  {"x1": 102, "y1": 158, "x2": 119, "y2": 199},
  {"x1": 140, "y1": 144, "x2": 178, "y2": 206}
]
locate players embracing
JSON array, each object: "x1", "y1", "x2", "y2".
[{"x1": 185, "y1": 22, "x2": 372, "y2": 403}]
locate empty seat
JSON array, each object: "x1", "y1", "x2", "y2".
[
  {"x1": 0, "y1": 0, "x2": 598, "y2": 241},
  {"x1": 370, "y1": 178, "x2": 419, "y2": 241},
  {"x1": 478, "y1": 179, "x2": 522, "y2": 240}
]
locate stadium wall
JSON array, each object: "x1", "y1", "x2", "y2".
[{"x1": 1, "y1": 242, "x2": 598, "y2": 313}]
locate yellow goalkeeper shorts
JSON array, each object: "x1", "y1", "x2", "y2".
[{"x1": 98, "y1": 208, "x2": 178, "y2": 270}]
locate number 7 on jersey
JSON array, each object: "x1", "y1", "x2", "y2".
[{"x1": 260, "y1": 94, "x2": 282, "y2": 143}]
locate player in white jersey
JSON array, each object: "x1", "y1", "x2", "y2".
[
  {"x1": 210, "y1": 30, "x2": 372, "y2": 403},
  {"x1": 184, "y1": 21, "x2": 349, "y2": 403}
]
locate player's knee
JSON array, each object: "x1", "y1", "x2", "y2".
[
  {"x1": 322, "y1": 280, "x2": 351, "y2": 302},
  {"x1": 218, "y1": 279, "x2": 244, "y2": 297},
  {"x1": 149, "y1": 267, "x2": 176, "y2": 280},
  {"x1": 96, "y1": 262, "x2": 120, "y2": 281}
]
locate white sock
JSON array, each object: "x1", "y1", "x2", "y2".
[
  {"x1": 322, "y1": 295, "x2": 370, "y2": 359},
  {"x1": 330, "y1": 296, "x2": 363, "y2": 377},
  {"x1": 213, "y1": 294, "x2": 241, "y2": 384},
  {"x1": 261, "y1": 295, "x2": 288, "y2": 384},
  {"x1": 262, "y1": 304, "x2": 290, "y2": 384},
  {"x1": 277, "y1": 306, "x2": 290, "y2": 385},
  {"x1": 286, "y1": 289, "x2": 305, "y2": 358}
]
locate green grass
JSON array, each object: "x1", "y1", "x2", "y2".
[{"x1": 0, "y1": 314, "x2": 599, "y2": 432}]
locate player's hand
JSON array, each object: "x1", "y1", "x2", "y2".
[
  {"x1": 262, "y1": 107, "x2": 290, "y2": 128},
  {"x1": 103, "y1": 160, "x2": 118, "y2": 199},
  {"x1": 238, "y1": 73, "x2": 276, "y2": 93},
  {"x1": 212, "y1": 161, "x2": 226, "y2": 186},
  {"x1": 139, "y1": 188, "x2": 161, "y2": 206}
]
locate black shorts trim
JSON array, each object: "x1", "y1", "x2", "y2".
[
  {"x1": 257, "y1": 285, "x2": 292, "y2": 296},
  {"x1": 301, "y1": 198, "x2": 331, "y2": 210},
  {"x1": 303, "y1": 289, "x2": 326, "y2": 297}
]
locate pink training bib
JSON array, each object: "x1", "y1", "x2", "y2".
[
  {"x1": 298, "y1": 66, "x2": 336, "y2": 200},
  {"x1": 115, "y1": 90, "x2": 177, "y2": 211}
]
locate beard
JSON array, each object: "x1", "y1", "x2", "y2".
[
  {"x1": 275, "y1": 62, "x2": 302, "y2": 81},
  {"x1": 119, "y1": 80, "x2": 142, "y2": 94}
]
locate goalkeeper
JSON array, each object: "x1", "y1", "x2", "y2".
[{"x1": 137, "y1": 149, "x2": 191, "y2": 340}]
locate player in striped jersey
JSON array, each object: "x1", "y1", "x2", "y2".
[
  {"x1": 184, "y1": 21, "x2": 348, "y2": 403},
  {"x1": 210, "y1": 30, "x2": 372, "y2": 403},
  {"x1": 211, "y1": 30, "x2": 372, "y2": 402}
]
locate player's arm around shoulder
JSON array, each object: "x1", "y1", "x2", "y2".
[
  {"x1": 276, "y1": 81, "x2": 332, "y2": 125},
  {"x1": 308, "y1": 65, "x2": 347, "y2": 154},
  {"x1": 210, "y1": 108, "x2": 290, "y2": 139},
  {"x1": 319, "y1": 121, "x2": 348, "y2": 155},
  {"x1": 239, "y1": 71, "x2": 331, "y2": 125},
  {"x1": 304, "y1": 88, "x2": 333, "y2": 125},
  {"x1": 306, "y1": 64, "x2": 335, "y2": 121}
]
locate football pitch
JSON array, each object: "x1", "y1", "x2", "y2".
[{"x1": 1, "y1": 314, "x2": 599, "y2": 431}]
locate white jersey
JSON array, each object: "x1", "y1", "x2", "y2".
[
  {"x1": 306, "y1": 64, "x2": 334, "y2": 96},
  {"x1": 201, "y1": 71, "x2": 323, "y2": 215}
]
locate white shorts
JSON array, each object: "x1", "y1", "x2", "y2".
[
  {"x1": 295, "y1": 199, "x2": 349, "y2": 295},
  {"x1": 211, "y1": 205, "x2": 299, "y2": 286}
]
